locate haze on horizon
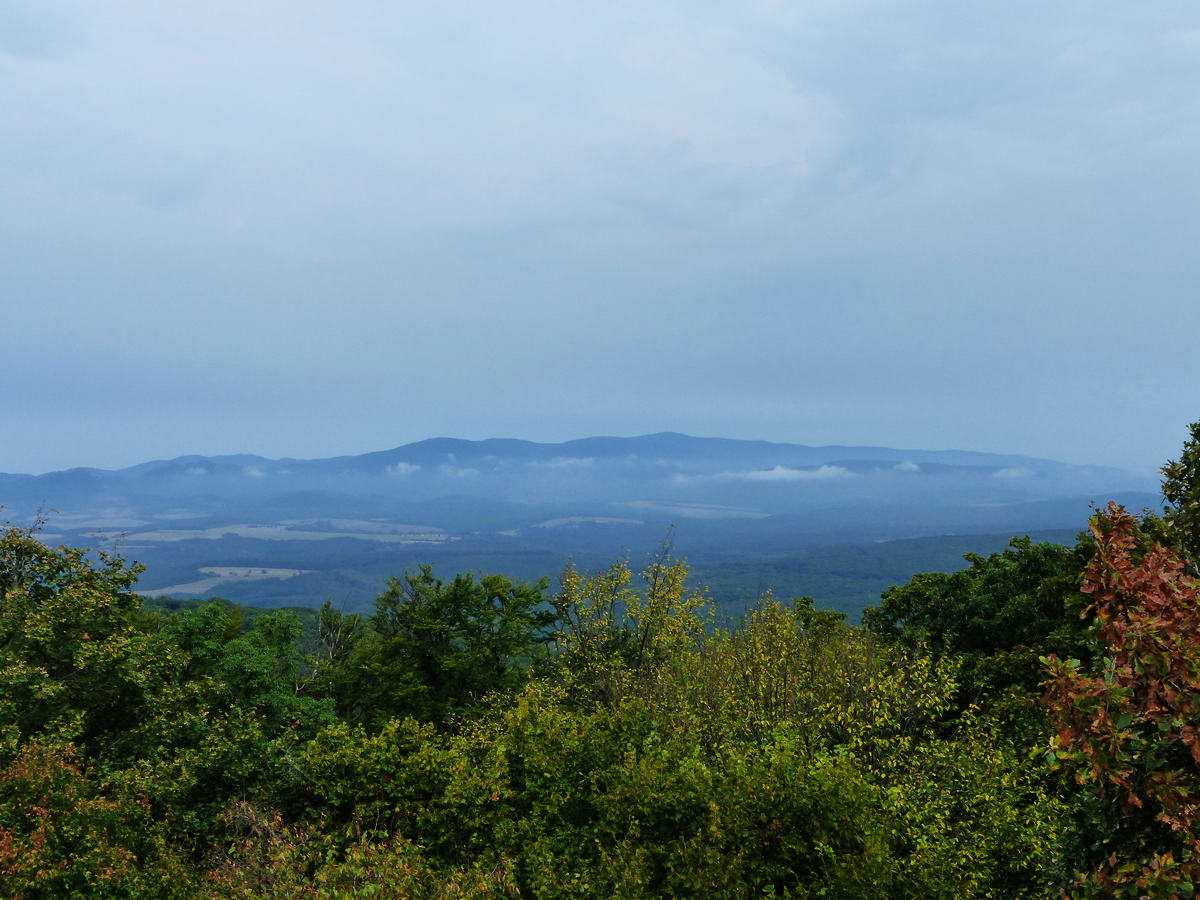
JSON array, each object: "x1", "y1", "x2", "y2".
[{"x1": 3, "y1": 1, "x2": 1199, "y2": 476}]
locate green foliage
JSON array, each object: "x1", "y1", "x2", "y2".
[
  {"x1": 244, "y1": 683, "x2": 898, "y2": 898},
  {"x1": 0, "y1": 525, "x2": 334, "y2": 858},
  {"x1": 650, "y1": 595, "x2": 957, "y2": 754},
  {"x1": 1159, "y1": 419, "x2": 1200, "y2": 572},
  {"x1": 254, "y1": 577, "x2": 1060, "y2": 897},
  {"x1": 208, "y1": 800, "x2": 521, "y2": 898},
  {"x1": 550, "y1": 548, "x2": 710, "y2": 703},
  {"x1": 220, "y1": 589, "x2": 1063, "y2": 898},
  {"x1": 304, "y1": 600, "x2": 366, "y2": 720},
  {"x1": 863, "y1": 535, "x2": 1092, "y2": 707},
  {"x1": 330, "y1": 566, "x2": 556, "y2": 726},
  {"x1": 11, "y1": 475, "x2": 1197, "y2": 898},
  {"x1": 0, "y1": 742, "x2": 191, "y2": 899},
  {"x1": 0, "y1": 527, "x2": 151, "y2": 755},
  {"x1": 646, "y1": 595, "x2": 1065, "y2": 898}
]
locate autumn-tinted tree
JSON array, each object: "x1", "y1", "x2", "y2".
[
  {"x1": 1044, "y1": 503, "x2": 1200, "y2": 896},
  {"x1": 0, "y1": 742, "x2": 191, "y2": 899}
]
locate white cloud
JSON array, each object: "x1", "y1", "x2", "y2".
[
  {"x1": 993, "y1": 466, "x2": 1033, "y2": 480},
  {"x1": 894, "y1": 460, "x2": 920, "y2": 473},
  {"x1": 736, "y1": 464, "x2": 853, "y2": 482},
  {"x1": 439, "y1": 464, "x2": 480, "y2": 479},
  {"x1": 620, "y1": 500, "x2": 770, "y2": 520},
  {"x1": 385, "y1": 462, "x2": 421, "y2": 477},
  {"x1": 674, "y1": 464, "x2": 853, "y2": 484},
  {"x1": 529, "y1": 456, "x2": 597, "y2": 470}
]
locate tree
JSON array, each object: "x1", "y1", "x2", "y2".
[
  {"x1": 1159, "y1": 419, "x2": 1200, "y2": 573},
  {"x1": 1044, "y1": 503, "x2": 1200, "y2": 896},
  {"x1": 862, "y1": 535, "x2": 1092, "y2": 706},
  {"x1": 550, "y1": 546, "x2": 709, "y2": 704},
  {"x1": 339, "y1": 567, "x2": 556, "y2": 726},
  {"x1": 304, "y1": 601, "x2": 365, "y2": 721},
  {"x1": 0, "y1": 525, "x2": 150, "y2": 755},
  {"x1": 0, "y1": 742, "x2": 191, "y2": 898}
]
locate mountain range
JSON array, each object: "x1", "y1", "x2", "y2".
[{"x1": 0, "y1": 434, "x2": 1159, "y2": 616}]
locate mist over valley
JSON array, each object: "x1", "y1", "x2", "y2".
[{"x1": 2, "y1": 433, "x2": 1156, "y2": 617}]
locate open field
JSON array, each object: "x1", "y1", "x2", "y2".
[{"x1": 142, "y1": 564, "x2": 313, "y2": 598}]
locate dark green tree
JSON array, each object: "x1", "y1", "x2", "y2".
[
  {"x1": 0, "y1": 525, "x2": 150, "y2": 755},
  {"x1": 336, "y1": 567, "x2": 556, "y2": 726},
  {"x1": 304, "y1": 600, "x2": 366, "y2": 721},
  {"x1": 1159, "y1": 419, "x2": 1200, "y2": 572},
  {"x1": 862, "y1": 536, "x2": 1092, "y2": 706}
]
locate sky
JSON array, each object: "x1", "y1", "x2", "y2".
[{"x1": 3, "y1": 1, "x2": 1199, "y2": 475}]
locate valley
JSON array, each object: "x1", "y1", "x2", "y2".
[{"x1": 1, "y1": 433, "x2": 1156, "y2": 618}]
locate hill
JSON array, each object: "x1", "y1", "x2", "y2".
[{"x1": 0, "y1": 434, "x2": 1156, "y2": 616}]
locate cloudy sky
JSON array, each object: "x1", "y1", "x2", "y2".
[{"x1": 3, "y1": 1, "x2": 1198, "y2": 474}]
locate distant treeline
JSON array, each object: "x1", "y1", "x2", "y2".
[{"x1": 1, "y1": 424, "x2": 1199, "y2": 897}]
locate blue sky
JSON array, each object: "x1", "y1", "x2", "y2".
[{"x1": 3, "y1": 1, "x2": 1199, "y2": 474}]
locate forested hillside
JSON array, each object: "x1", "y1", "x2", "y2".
[{"x1": 2, "y1": 425, "x2": 1198, "y2": 898}]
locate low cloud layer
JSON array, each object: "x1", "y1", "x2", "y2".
[
  {"x1": 731, "y1": 464, "x2": 854, "y2": 483},
  {"x1": 674, "y1": 464, "x2": 854, "y2": 485},
  {"x1": 993, "y1": 467, "x2": 1034, "y2": 480},
  {"x1": 385, "y1": 462, "x2": 421, "y2": 477}
]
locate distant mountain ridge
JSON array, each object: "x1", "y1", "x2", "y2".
[
  {"x1": 0, "y1": 433, "x2": 1152, "y2": 528},
  {"x1": 0, "y1": 433, "x2": 1160, "y2": 615},
  {"x1": 0, "y1": 432, "x2": 1124, "y2": 481}
]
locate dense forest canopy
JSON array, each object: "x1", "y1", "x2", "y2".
[{"x1": 2, "y1": 424, "x2": 1199, "y2": 897}]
